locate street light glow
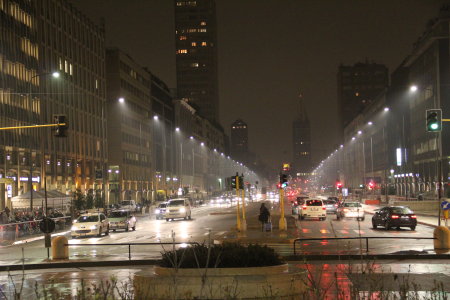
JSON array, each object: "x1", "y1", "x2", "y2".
[
  {"x1": 153, "y1": 115, "x2": 159, "y2": 120},
  {"x1": 175, "y1": 127, "x2": 180, "y2": 132},
  {"x1": 190, "y1": 136, "x2": 194, "y2": 139},
  {"x1": 52, "y1": 71, "x2": 60, "y2": 78},
  {"x1": 410, "y1": 85, "x2": 418, "y2": 92},
  {"x1": 357, "y1": 130, "x2": 362, "y2": 135},
  {"x1": 118, "y1": 97, "x2": 125, "y2": 103},
  {"x1": 368, "y1": 121, "x2": 373, "y2": 125},
  {"x1": 384, "y1": 107, "x2": 389, "y2": 112}
]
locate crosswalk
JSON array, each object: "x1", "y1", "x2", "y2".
[{"x1": 298, "y1": 227, "x2": 422, "y2": 236}]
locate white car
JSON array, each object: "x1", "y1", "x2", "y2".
[
  {"x1": 120, "y1": 200, "x2": 137, "y2": 211},
  {"x1": 336, "y1": 202, "x2": 365, "y2": 221},
  {"x1": 108, "y1": 210, "x2": 137, "y2": 231},
  {"x1": 299, "y1": 199, "x2": 327, "y2": 221},
  {"x1": 165, "y1": 198, "x2": 192, "y2": 221},
  {"x1": 71, "y1": 213, "x2": 109, "y2": 238}
]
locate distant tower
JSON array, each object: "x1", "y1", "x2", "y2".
[
  {"x1": 230, "y1": 119, "x2": 248, "y2": 163},
  {"x1": 174, "y1": 0, "x2": 219, "y2": 123},
  {"x1": 337, "y1": 61, "x2": 388, "y2": 134},
  {"x1": 293, "y1": 95, "x2": 311, "y2": 178}
]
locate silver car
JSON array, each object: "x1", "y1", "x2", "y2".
[{"x1": 336, "y1": 202, "x2": 365, "y2": 221}]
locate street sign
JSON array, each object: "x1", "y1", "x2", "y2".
[
  {"x1": 39, "y1": 217, "x2": 56, "y2": 234},
  {"x1": 440, "y1": 200, "x2": 450, "y2": 210}
]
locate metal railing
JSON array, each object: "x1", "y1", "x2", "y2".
[
  {"x1": 66, "y1": 242, "x2": 200, "y2": 260},
  {"x1": 0, "y1": 216, "x2": 72, "y2": 246},
  {"x1": 293, "y1": 236, "x2": 436, "y2": 255}
]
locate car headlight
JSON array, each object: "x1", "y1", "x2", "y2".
[
  {"x1": 90, "y1": 225, "x2": 98, "y2": 230},
  {"x1": 180, "y1": 207, "x2": 186, "y2": 213},
  {"x1": 155, "y1": 209, "x2": 160, "y2": 214},
  {"x1": 71, "y1": 226, "x2": 77, "y2": 231}
]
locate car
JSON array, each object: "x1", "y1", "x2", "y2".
[
  {"x1": 324, "y1": 199, "x2": 338, "y2": 214},
  {"x1": 299, "y1": 199, "x2": 326, "y2": 221},
  {"x1": 155, "y1": 202, "x2": 168, "y2": 220},
  {"x1": 336, "y1": 202, "x2": 364, "y2": 221},
  {"x1": 372, "y1": 206, "x2": 417, "y2": 230},
  {"x1": 120, "y1": 200, "x2": 137, "y2": 211},
  {"x1": 71, "y1": 213, "x2": 109, "y2": 238},
  {"x1": 108, "y1": 210, "x2": 136, "y2": 231},
  {"x1": 165, "y1": 198, "x2": 192, "y2": 221},
  {"x1": 292, "y1": 196, "x2": 308, "y2": 215}
]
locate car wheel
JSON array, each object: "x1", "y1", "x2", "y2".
[
  {"x1": 97, "y1": 228, "x2": 102, "y2": 237},
  {"x1": 126, "y1": 226, "x2": 129, "y2": 232},
  {"x1": 184, "y1": 216, "x2": 187, "y2": 220},
  {"x1": 105, "y1": 227, "x2": 109, "y2": 236},
  {"x1": 188, "y1": 214, "x2": 192, "y2": 220},
  {"x1": 321, "y1": 217, "x2": 326, "y2": 221},
  {"x1": 113, "y1": 229, "x2": 116, "y2": 232},
  {"x1": 300, "y1": 215, "x2": 305, "y2": 220},
  {"x1": 384, "y1": 221, "x2": 391, "y2": 230},
  {"x1": 132, "y1": 225, "x2": 136, "y2": 231},
  {"x1": 372, "y1": 221, "x2": 377, "y2": 229},
  {"x1": 166, "y1": 218, "x2": 169, "y2": 222},
  {"x1": 337, "y1": 215, "x2": 341, "y2": 221},
  {"x1": 410, "y1": 226, "x2": 416, "y2": 231},
  {"x1": 361, "y1": 217, "x2": 365, "y2": 221}
]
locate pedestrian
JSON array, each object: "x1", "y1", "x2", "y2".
[{"x1": 258, "y1": 203, "x2": 270, "y2": 232}]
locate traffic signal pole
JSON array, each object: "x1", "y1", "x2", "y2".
[
  {"x1": 279, "y1": 187, "x2": 287, "y2": 230},
  {"x1": 236, "y1": 176, "x2": 242, "y2": 232},
  {"x1": 241, "y1": 188, "x2": 247, "y2": 231}
]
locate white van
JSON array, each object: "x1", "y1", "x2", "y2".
[
  {"x1": 165, "y1": 198, "x2": 192, "y2": 221},
  {"x1": 120, "y1": 200, "x2": 136, "y2": 211},
  {"x1": 299, "y1": 199, "x2": 326, "y2": 221}
]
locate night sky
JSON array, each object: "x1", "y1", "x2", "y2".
[{"x1": 70, "y1": 0, "x2": 448, "y2": 170}]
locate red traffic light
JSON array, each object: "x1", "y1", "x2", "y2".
[
  {"x1": 336, "y1": 181, "x2": 342, "y2": 189},
  {"x1": 368, "y1": 181, "x2": 375, "y2": 189}
]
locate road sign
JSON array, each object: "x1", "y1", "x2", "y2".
[
  {"x1": 440, "y1": 200, "x2": 450, "y2": 210},
  {"x1": 39, "y1": 217, "x2": 56, "y2": 233}
]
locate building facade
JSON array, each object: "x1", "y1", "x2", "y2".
[
  {"x1": 338, "y1": 61, "x2": 389, "y2": 134},
  {"x1": 174, "y1": 0, "x2": 219, "y2": 123},
  {"x1": 292, "y1": 99, "x2": 311, "y2": 179},
  {"x1": 230, "y1": 119, "x2": 248, "y2": 165},
  {"x1": 0, "y1": 0, "x2": 107, "y2": 209},
  {"x1": 105, "y1": 48, "x2": 152, "y2": 204}
]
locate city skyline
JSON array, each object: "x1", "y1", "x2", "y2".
[{"x1": 69, "y1": 0, "x2": 448, "y2": 170}]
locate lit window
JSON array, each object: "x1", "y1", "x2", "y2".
[
  {"x1": 190, "y1": 63, "x2": 199, "y2": 67},
  {"x1": 200, "y1": 21, "x2": 206, "y2": 26},
  {"x1": 201, "y1": 42, "x2": 207, "y2": 46},
  {"x1": 95, "y1": 79, "x2": 98, "y2": 89},
  {"x1": 191, "y1": 42, "x2": 197, "y2": 47},
  {"x1": 177, "y1": 49, "x2": 188, "y2": 54},
  {"x1": 179, "y1": 36, "x2": 187, "y2": 40},
  {"x1": 199, "y1": 28, "x2": 207, "y2": 33},
  {"x1": 188, "y1": 29, "x2": 197, "y2": 33},
  {"x1": 69, "y1": 64, "x2": 73, "y2": 76},
  {"x1": 355, "y1": 92, "x2": 359, "y2": 96}
]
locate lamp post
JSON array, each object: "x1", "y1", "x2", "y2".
[{"x1": 28, "y1": 71, "x2": 60, "y2": 212}]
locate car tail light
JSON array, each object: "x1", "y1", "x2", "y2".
[
  {"x1": 391, "y1": 215, "x2": 400, "y2": 219},
  {"x1": 302, "y1": 205, "x2": 307, "y2": 210},
  {"x1": 343, "y1": 208, "x2": 349, "y2": 212},
  {"x1": 334, "y1": 204, "x2": 338, "y2": 208},
  {"x1": 411, "y1": 215, "x2": 417, "y2": 219},
  {"x1": 322, "y1": 206, "x2": 326, "y2": 210}
]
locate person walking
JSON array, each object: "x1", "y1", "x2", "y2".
[{"x1": 258, "y1": 203, "x2": 270, "y2": 231}]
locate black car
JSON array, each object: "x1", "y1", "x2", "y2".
[{"x1": 372, "y1": 206, "x2": 417, "y2": 230}]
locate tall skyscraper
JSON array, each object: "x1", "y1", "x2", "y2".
[
  {"x1": 292, "y1": 97, "x2": 311, "y2": 178},
  {"x1": 338, "y1": 61, "x2": 388, "y2": 131},
  {"x1": 174, "y1": 0, "x2": 219, "y2": 123},
  {"x1": 230, "y1": 119, "x2": 248, "y2": 163}
]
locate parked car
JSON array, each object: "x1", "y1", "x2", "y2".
[
  {"x1": 299, "y1": 199, "x2": 326, "y2": 221},
  {"x1": 108, "y1": 210, "x2": 136, "y2": 231},
  {"x1": 120, "y1": 200, "x2": 137, "y2": 211},
  {"x1": 165, "y1": 198, "x2": 192, "y2": 221},
  {"x1": 336, "y1": 202, "x2": 365, "y2": 221},
  {"x1": 155, "y1": 202, "x2": 168, "y2": 220},
  {"x1": 372, "y1": 206, "x2": 417, "y2": 230},
  {"x1": 324, "y1": 199, "x2": 338, "y2": 214},
  {"x1": 71, "y1": 213, "x2": 109, "y2": 238}
]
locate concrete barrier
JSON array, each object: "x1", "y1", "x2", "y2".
[
  {"x1": 51, "y1": 236, "x2": 68, "y2": 259},
  {"x1": 393, "y1": 200, "x2": 439, "y2": 211},
  {"x1": 433, "y1": 226, "x2": 450, "y2": 252}
]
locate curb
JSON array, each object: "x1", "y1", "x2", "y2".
[{"x1": 284, "y1": 254, "x2": 450, "y2": 261}]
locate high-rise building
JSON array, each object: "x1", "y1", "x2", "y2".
[
  {"x1": 338, "y1": 61, "x2": 388, "y2": 131},
  {"x1": 105, "y1": 48, "x2": 152, "y2": 204},
  {"x1": 174, "y1": 0, "x2": 219, "y2": 123},
  {"x1": 230, "y1": 119, "x2": 248, "y2": 164},
  {"x1": 0, "y1": 0, "x2": 107, "y2": 208},
  {"x1": 292, "y1": 98, "x2": 311, "y2": 178}
]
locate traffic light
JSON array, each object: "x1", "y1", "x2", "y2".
[
  {"x1": 336, "y1": 181, "x2": 342, "y2": 189},
  {"x1": 280, "y1": 174, "x2": 288, "y2": 188},
  {"x1": 53, "y1": 114, "x2": 68, "y2": 137},
  {"x1": 426, "y1": 109, "x2": 442, "y2": 132},
  {"x1": 239, "y1": 176, "x2": 244, "y2": 189},
  {"x1": 368, "y1": 181, "x2": 375, "y2": 189},
  {"x1": 231, "y1": 176, "x2": 237, "y2": 189}
]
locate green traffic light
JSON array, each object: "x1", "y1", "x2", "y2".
[{"x1": 430, "y1": 123, "x2": 439, "y2": 130}]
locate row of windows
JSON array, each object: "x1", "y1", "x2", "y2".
[
  {"x1": 120, "y1": 79, "x2": 150, "y2": 102},
  {"x1": 122, "y1": 132, "x2": 149, "y2": 148},
  {"x1": 119, "y1": 61, "x2": 150, "y2": 86},
  {"x1": 178, "y1": 28, "x2": 207, "y2": 33},
  {"x1": 3, "y1": 1, "x2": 33, "y2": 29},
  {"x1": 176, "y1": 1, "x2": 197, "y2": 7},
  {"x1": 0, "y1": 55, "x2": 39, "y2": 86},
  {"x1": 121, "y1": 115, "x2": 151, "y2": 132},
  {"x1": 191, "y1": 41, "x2": 208, "y2": 47},
  {"x1": 123, "y1": 151, "x2": 149, "y2": 165},
  {"x1": 21, "y1": 38, "x2": 39, "y2": 60}
]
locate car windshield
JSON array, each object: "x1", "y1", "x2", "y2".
[
  {"x1": 121, "y1": 201, "x2": 132, "y2": 206},
  {"x1": 158, "y1": 203, "x2": 167, "y2": 208},
  {"x1": 109, "y1": 211, "x2": 127, "y2": 218},
  {"x1": 344, "y1": 203, "x2": 362, "y2": 207},
  {"x1": 391, "y1": 207, "x2": 414, "y2": 214},
  {"x1": 77, "y1": 215, "x2": 98, "y2": 222},
  {"x1": 168, "y1": 200, "x2": 185, "y2": 206},
  {"x1": 325, "y1": 200, "x2": 336, "y2": 205},
  {"x1": 306, "y1": 200, "x2": 322, "y2": 206}
]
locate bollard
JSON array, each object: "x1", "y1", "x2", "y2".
[
  {"x1": 52, "y1": 236, "x2": 69, "y2": 259},
  {"x1": 433, "y1": 226, "x2": 450, "y2": 253}
]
